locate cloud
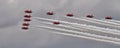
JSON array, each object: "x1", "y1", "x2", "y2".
[
  {"x1": 0, "y1": 0, "x2": 120, "y2": 48},
  {"x1": 92, "y1": 0, "x2": 120, "y2": 20}
]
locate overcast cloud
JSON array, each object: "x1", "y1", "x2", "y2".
[{"x1": 0, "y1": 0, "x2": 120, "y2": 48}]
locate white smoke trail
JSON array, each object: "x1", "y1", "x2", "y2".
[
  {"x1": 31, "y1": 25, "x2": 120, "y2": 45},
  {"x1": 107, "y1": 20, "x2": 120, "y2": 24},
  {"x1": 83, "y1": 17, "x2": 120, "y2": 26},
  {"x1": 32, "y1": 17, "x2": 120, "y2": 34},
  {"x1": 65, "y1": 17, "x2": 120, "y2": 29},
  {"x1": 32, "y1": 19, "x2": 120, "y2": 39}
]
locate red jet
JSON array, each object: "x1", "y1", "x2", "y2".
[
  {"x1": 105, "y1": 16, "x2": 112, "y2": 19},
  {"x1": 47, "y1": 12, "x2": 54, "y2": 15},
  {"x1": 22, "y1": 27, "x2": 29, "y2": 30},
  {"x1": 53, "y1": 21, "x2": 60, "y2": 25},
  {"x1": 25, "y1": 9, "x2": 32, "y2": 13},
  {"x1": 22, "y1": 23, "x2": 30, "y2": 26},
  {"x1": 24, "y1": 14, "x2": 31, "y2": 18},
  {"x1": 24, "y1": 18, "x2": 31, "y2": 21},
  {"x1": 66, "y1": 13, "x2": 74, "y2": 17},
  {"x1": 86, "y1": 15, "x2": 94, "y2": 18}
]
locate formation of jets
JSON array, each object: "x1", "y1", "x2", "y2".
[
  {"x1": 21, "y1": 9, "x2": 120, "y2": 45},
  {"x1": 22, "y1": 9, "x2": 32, "y2": 30}
]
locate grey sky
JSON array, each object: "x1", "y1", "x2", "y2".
[{"x1": 0, "y1": 0, "x2": 120, "y2": 48}]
